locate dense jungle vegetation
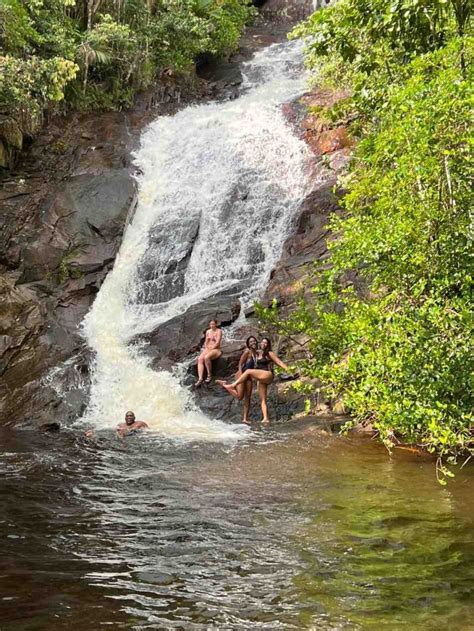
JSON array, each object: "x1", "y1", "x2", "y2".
[
  {"x1": 0, "y1": 0, "x2": 254, "y2": 163},
  {"x1": 260, "y1": 0, "x2": 473, "y2": 478}
]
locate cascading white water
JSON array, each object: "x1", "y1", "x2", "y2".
[{"x1": 82, "y1": 41, "x2": 310, "y2": 440}]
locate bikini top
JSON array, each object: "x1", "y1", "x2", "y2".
[
  {"x1": 256, "y1": 353, "x2": 272, "y2": 371},
  {"x1": 242, "y1": 351, "x2": 257, "y2": 371},
  {"x1": 207, "y1": 330, "x2": 220, "y2": 345}
]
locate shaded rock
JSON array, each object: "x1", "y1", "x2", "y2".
[
  {"x1": 136, "y1": 215, "x2": 201, "y2": 304},
  {"x1": 39, "y1": 422, "x2": 61, "y2": 432},
  {"x1": 260, "y1": 0, "x2": 320, "y2": 23},
  {"x1": 0, "y1": 140, "x2": 8, "y2": 168},
  {"x1": 197, "y1": 56, "x2": 243, "y2": 86},
  {"x1": 0, "y1": 112, "x2": 138, "y2": 426},
  {"x1": 19, "y1": 169, "x2": 135, "y2": 283}
]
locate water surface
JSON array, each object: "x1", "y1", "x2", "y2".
[{"x1": 1, "y1": 426, "x2": 473, "y2": 629}]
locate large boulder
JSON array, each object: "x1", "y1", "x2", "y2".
[{"x1": 143, "y1": 284, "x2": 245, "y2": 368}]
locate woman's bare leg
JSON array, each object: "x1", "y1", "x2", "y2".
[
  {"x1": 223, "y1": 369, "x2": 272, "y2": 399},
  {"x1": 258, "y1": 382, "x2": 270, "y2": 424},
  {"x1": 204, "y1": 349, "x2": 222, "y2": 380},
  {"x1": 235, "y1": 371, "x2": 246, "y2": 401},
  {"x1": 197, "y1": 354, "x2": 206, "y2": 383},
  {"x1": 216, "y1": 371, "x2": 245, "y2": 400},
  {"x1": 242, "y1": 380, "x2": 253, "y2": 424},
  {"x1": 231, "y1": 369, "x2": 273, "y2": 388}
]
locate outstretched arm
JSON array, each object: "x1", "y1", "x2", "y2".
[{"x1": 269, "y1": 351, "x2": 289, "y2": 371}]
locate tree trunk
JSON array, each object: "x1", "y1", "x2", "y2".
[{"x1": 83, "y1": 56, "x2": 89, "y2": 96}]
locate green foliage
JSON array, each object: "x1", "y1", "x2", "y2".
[
  {"x1": 0, "y1": 54, "x2": 79, "y2": 136},
  {"x1": 0, "y1": 0, "x2": 254, "y2": 148},
  {"x1": 0, "y1": 0, "x2": 40, "y2": 53},
  {"x1": 56, "y1": 245, "x2": 84, "y2": 284},
  {"x1": 290, "y1": 0, "x2": 472, "y2": 130},
  {"x1": 277, "y1": 3, "x2": 473, "y2": 472}
]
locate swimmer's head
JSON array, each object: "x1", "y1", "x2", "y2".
[
  {"x1": 209, "y1": 319, "x2": 218, "y2": 329},
  {"x1": 125, "y1": 411, "x2": 136, "y2": 426}
]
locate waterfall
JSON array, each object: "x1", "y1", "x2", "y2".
[{"x1": 82, "y1": 41, "x2": 309, "y2": 440}]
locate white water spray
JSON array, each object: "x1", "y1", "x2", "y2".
[{"x1": 82, "y1": 41, "x2": 310, "y2": 440}]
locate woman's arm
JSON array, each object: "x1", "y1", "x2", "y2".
[
  {"x1": 238, "y1": 349, "x2": 250, "y2": 372},
  {"x1": 269, "y1": 351, "x2": 289, "y2": 371}
]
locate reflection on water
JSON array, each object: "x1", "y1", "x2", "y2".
[{"x1": 1, "y1": 427, "x2": 473, "y2": 629}]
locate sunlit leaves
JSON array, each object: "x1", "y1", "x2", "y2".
[
  {"x1": 1, "y1": 0, "x2": 254, "y2": 126},
  {"x1": 279, "y1": 5, "x2": 473, "y2": 475}
]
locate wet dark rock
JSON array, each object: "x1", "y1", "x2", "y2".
[
  {"x1": 196, "y1": 56, "x2": 243, "y2": 87},
  {"x1": 39, "y1": 422, "x2": 61, "y2": 432},
  {"x1": 19, "y1": 169, "x2": 135, "y2": 284},
  {"x1": 0, "y1": 111, "x2": 138, "y2": 426},
  {"x1": 136, "y1": 216, "x2": 201, "y2": 304}
]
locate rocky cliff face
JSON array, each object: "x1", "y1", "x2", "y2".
[
  {"x1": 0, "y1": 1, "x2": 347, "y2": 429},
  {"x1": 0, "y1": 111, "x2": 139, "y2": 426},
  {"x1": 0, "y1": 76, "x2": 212, "y2": 426}
]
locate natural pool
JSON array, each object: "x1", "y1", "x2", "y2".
[{"x1": 1, "y1": 425, "x2": 472, "y2": 629}]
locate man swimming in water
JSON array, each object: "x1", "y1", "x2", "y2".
[{"x1": 116, "y1": 411, "x2": 149, "y2": 438}]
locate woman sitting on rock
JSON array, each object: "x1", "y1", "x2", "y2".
[
  {"x1": 217, "y1": 337, "x2": 289, "y2": 424},
  {"x1": 196, "y1": 319, "x2": 222, "y2": 386},
  {"x1": 234, "y1": 335, "x2": 258, "y2": 424}
]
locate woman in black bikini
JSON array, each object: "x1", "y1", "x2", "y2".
[
  {"x1": 234, "y1": 336, "x2": 258, "y2": 424},
  {"x1": 218, "y1": 337, "x2": 289, "y2": 424}
]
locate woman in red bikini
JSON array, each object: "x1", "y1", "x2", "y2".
[
  {"x1": 217, "y1": 337, "x2": 289, "y2": 424},
  {"x1": 196, "y1": 319, "x2": 222, "y2": 386}
]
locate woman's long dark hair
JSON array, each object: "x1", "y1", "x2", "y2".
[{"x1": 260, "y1": 337, "x2": 272, "y2": 358}]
